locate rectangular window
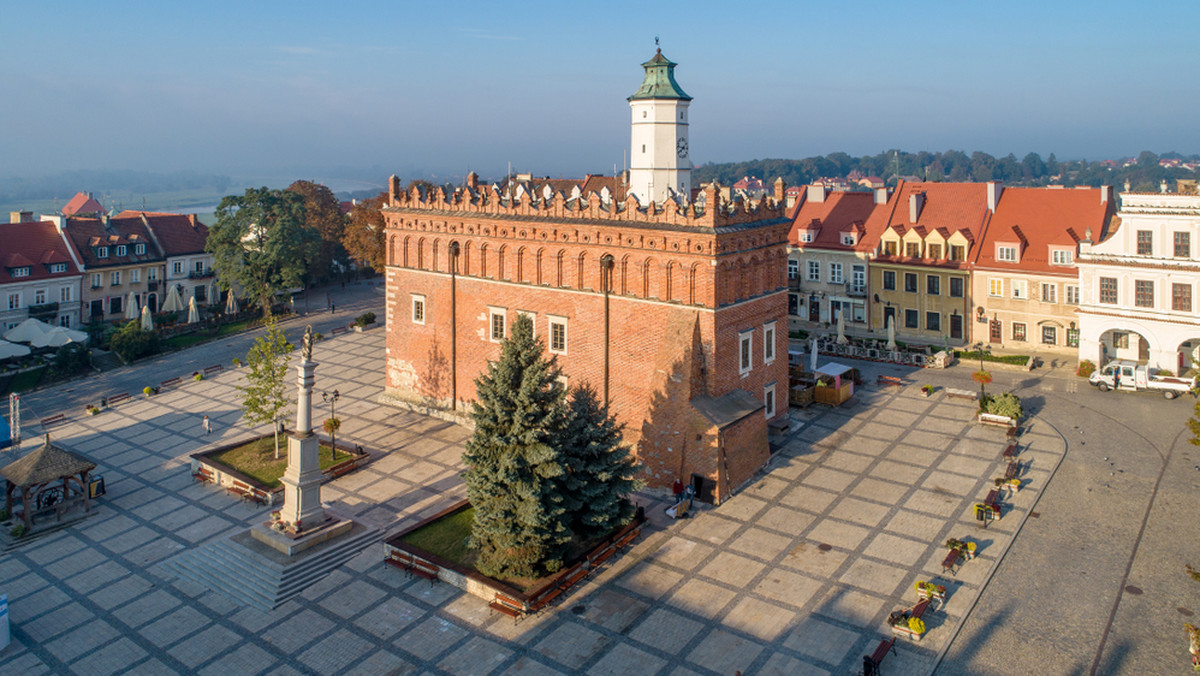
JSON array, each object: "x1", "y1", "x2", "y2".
[
  {"x1": 739, "y1": 330, "x2": 753, "y2": 374},
  {"x1": 1012, "y1": 322, "x2": 1027, "y2": 341},
  {"x1": 1011, "y1": 280, "x2": 1027, "y2": 299},
  {"x1": 763, "y1": 321, "x2": 776, "y2": 363},
  {"x1": 788, "y1": 293, "x2": 799, "y2": 316},
  {"x1": 1067, "y1": 328, "x2": 1080, "y2": 347},
  {"x1": 904, "y1": 308, "x2": 918, "y2": 329},
  {"x1": 764, "y1": 383, "x2": 776, "y2": 419},
  {"x1": 173, "y1": 261, "x2": 183, "y2": 275},
  {"x1": 787, "y1": 259, "x2": 798, "y2": 279},
  {"x1": 549, "y1": 316, "x2": 567, "y2": 354},
  {"x1": 135, "y1": 243, "x2": 146, "y2": 255},
  {"x1": 1173, "y1": 283, "x2": 1192, "y2": 312},
  {"x1": 1175, "y1": 232, "x2": 1191, "y2": 259},
  {"x1": 91, "y1": 273, "x2": 102, "y2": 288},
  {"x1": 411, "y1": 294, "x2": 425, "y2": 324},
  {"x1": 883, "y1": 241, "x2": 898, "y2": 256},
  {"x1": 799, "y1": 232, "x2": 814, "y2": 243},
  {"x1": 12, "y1": 267, "x2": 30, "y2": 278},
  {"x1": 807, "y1": 260, "x2": 820, "y2": 282},
  {"x1": 926, "y1": 275, "x2": 940, "y2": 295},
  {"x1": 852, "y1": 265, "x2": 865, "y2": 291},
  {"x1": 949, "y1": 245, "x2": 965, "y2": 261},
  {"x1": 989, "y1": 278, "x2": 1003, "y2": 297},
  {"x1": 829, "y1": 263, "x2": 843, "y2": 284},
  {"x1": 7, "y1": 293, "x2": 20, "y2": 310},
  {"x1": 116, "y1": 245, "x2": 127, "y2": 257},
  {"x1": 109, "y1": 296, "x2": 122, "y2": 315},
  {"x1": 148, "y1": 267, "x2": 158, "y2": 281},
  {"x1": 130, "y1": 269, "x2": 141, "y2": 283},
  {"x1": 489, "y1": 307, "x2": 506, "y2": 342},
  {"x1": 34, "y1": 289, "x2": 45, "y2": 305},
  {"x1": 1099, "y1": 277, "x2": 1118, "y2": 304},
  {"x1": 927, "y1": 244, "x2": 942, "y2": 259},
  {"x1": 1042, "y1": 326, "x2": 1057, "y2": 345},
  {"x1": 59, "y1": 315, "x2": 70, "y2": 328},
  {"x1": 1051, "y1": 249, "x2": 1073, "y2": 266},
  {"x1": 841, "y1": 233, "x2": 855, "y2": 246},
  {"x1": 1113, "y1": 332, "x2": 1129, "y2": 349},
  {"x1": 1137, "y1": 230, "x2": 1152, "y2": 255},
  {"x1": 1067, "y1": 284, "x2": 1080, "y2": 305},
  {"x1": 60, "y1": 286, "x2": 71, "y2": 302},
  {"x1": 97, "y1": 247, "x2": 108, "y2": 258},
  {"x1": 49, "y1": 262, "x2": 67, "y2": 273},
  {"x1": 1041, "y1": 283, "x2": 1057, "y2": 303},
  {"x1": 904, "y1": 273, "x2": 917, "y2": 293},
  {"x1": 194, "y1": 261, "x2": 205, "y2": 273},
  {"x1": 110, "y1": 271, "x2": 121, "y2": 286},
  {"x1": 997, "y1": 246, "x2": 1018, "y2": 262},
  {"x1": 926, "y1": 311, "x2": 940, "y2": 331},
  {"x1": 883, "y1": 270, "x2": 896, "y2": 291},
  {"x1": 905, "y1": 242, "x2": 921, "y2": 258},
  {"x1": 194, "y1": 285, "x2": 206, "y2": 302},
  {"x1": 949, "y1": 277, "x2": 964, "y2": 298},
  {"x1": 1135, "y1": 280, "x2": 1154, "y2": 308}
]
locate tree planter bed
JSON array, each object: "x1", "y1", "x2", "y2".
[{"x1": 190, "y1": 433, "x2": 370, "y2": 506}]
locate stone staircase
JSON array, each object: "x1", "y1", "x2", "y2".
[{"x1": 162, "y1": 521, "x2": 380, "y2": 611}]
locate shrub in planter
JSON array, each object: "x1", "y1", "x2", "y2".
[
  {"x1": 11, "y1": 524, "x2": 27, "y2": 538},
  {"x1": 922, "y1": 384, "x2": 934, "y2": 396},
  {"x1": 232, "y1": 357, "x2": 241, "y2": 367},
  {"x1": 86, "y1": 404, "x2": 99, "y2": 416},
  {"x1": 143, "y1": 386, "x2": 155, "y2": 396},
  {"x1": 353, "y1": 312, "x2": 376, "y2": 327},
  {"x1": 194, "y1": 373, "x2": 204, "y2": 381},
  {"x1": 980, "y1": 392, "x2": 1023, "y2": 420},
  {"x1": 1076, "y1": 360, "x2": 1096, "y2": 378}
]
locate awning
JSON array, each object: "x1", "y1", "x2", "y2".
[{"x1": 816, "y1": 362, "x2": 853, "y2": 378}]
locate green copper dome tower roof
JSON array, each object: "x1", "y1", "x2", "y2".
[{"x1": 628, "y1": 49, "x2": 692, "y2": 101}]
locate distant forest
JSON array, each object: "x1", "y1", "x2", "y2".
[
  {"x1": 0, "y1": 170, "x2": 233, "y2": 204},
  {"x1": 694, "y1": 150, "x2": 1200, "y2": 192}
]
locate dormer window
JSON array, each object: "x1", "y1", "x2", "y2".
[
  {"x1": 799, "y1": 232, "x2": 815, "y2": 243},
  {"x1": 841, "y1": 233, "x2": 855, "y2": 246},
  {"x1": 927, "y1": 244, "x2": 942, "y2": 259},
  {"x1": 97, "y1": 247, "x2": 109, "y2": 258},
  {"x1": 116, "y1": 245, "x2": 127, "y2": 257},
  {"x1": 135, "y1": 243, "x2": 146, "y2": 255},
  {"x1": 997, "y1": 246, "x2": 1018, "y2": 262},
  {"x1": 1051, "y1": 249, "x2": 1073, "y2": 265},
  {"x1": 11, "y1": 267, "x2": 30, "y2": 278},
  {"x1": 49, "y1": 263, "x2": 67, "y2": 274}
]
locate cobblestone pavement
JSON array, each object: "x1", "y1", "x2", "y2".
[{"x1": 0, "y1": 330, "x2": 1189, "y2": 674}]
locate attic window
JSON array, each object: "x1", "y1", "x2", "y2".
[
  {"x1": 841, "y1": 233, "x2": 855, "y2": 246},
  {"x1": 97, "y1": 247, "x2": 109, "y2": 258},
  {"x1": 799, "y1": 232, "x2": 815, "y2": 243},
  {"x1": 1051, "y1": 249, "x2": 1072, "y2": 265},
  {"x1": 135, "y1": 243, "x2": 146, "y2": 255},
  {"x1": 997, "y1": 246, "x2": 1018, "y2": 262},
  {"x1": 116, "y1": 245, "x2": 127, "y2": 257},
  {"x1": 49, "y1": 263, "x2": 67, "y2": 274},
  {"x1": 11, "y1": 267, "x2": 30, "y2": 278}
]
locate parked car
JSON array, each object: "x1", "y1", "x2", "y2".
[{"x1": 1088, "y1": 360, "x2": 1195, "y2": 399}]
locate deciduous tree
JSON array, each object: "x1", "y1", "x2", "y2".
[
  {"x1": 288, "y1": 180, "x2": 347, "y2": 282},
  {"x1": 239, "y1": 314, "x2": 292, "y2": 459},
  {"x1": 207, "y1": 187, "x2": 318, "y2": 317},
  {"x1": 462, "y1": 314, "x2": 571, "y2": 579},
  {"x1": 341, "y1": 193, "x2": 387, "y2": 272}
]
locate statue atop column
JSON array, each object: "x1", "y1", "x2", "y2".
[{"x1": 302, "y1": 325, "x2": 314, "y2": 362}]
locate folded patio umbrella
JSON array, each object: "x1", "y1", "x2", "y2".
[
  {"x1": 141, "y1": 305, "x2": 154, "y2": 331},
  {"x1": 225, "y1": 292, "x2": 239, "y2": 314},
  {"x1": 161, "y1": 285, "x2": 184, "y2": 313},
  {"x1": 187, "y1": 296, "x2": 199, "y2": 324},
  {"x1": 124, "y1": 292, "x2": 139, "y2": 320}
]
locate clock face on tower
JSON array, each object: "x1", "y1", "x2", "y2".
[{"x1": 677, "y1": 137, "x2": 688, "y2": 158}]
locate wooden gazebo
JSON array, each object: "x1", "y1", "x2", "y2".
[{"x1": 1, "y1": 435, "x2": 96, "y2": 530}]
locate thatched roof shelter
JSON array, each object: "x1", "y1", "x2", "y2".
[{"x1": 2, "y1": 435, "x2": 96, "y2": 530}]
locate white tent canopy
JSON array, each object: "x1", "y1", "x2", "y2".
[
  {"x1": 3, "y1": 318, "x2": 54, "y2": 343},
  {"x1": 815, "y1": 362, "x2": 853, "y2": 378},
  {"x1": 30, "y1": 326, "x2": 88, "y2": 349},
  {"x1": 0, "y1": 340, "x2": 31, "y2": 360}
]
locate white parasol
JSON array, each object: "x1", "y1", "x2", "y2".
[
  {"x1": 141, "y1": 304, "x2": 154, "y2": 331},
  {"x1": 0, "y1": 339, "x2": 31, "y2": 360},
  {"x1": 3, "y1": 317, "x2": 53, "y2": 343},
  {"x1": 224, "y1": 291, "x2": 239, "y2": 314},
  {"x1": 124, "y1": 292, "x2": 139, "y2": 320},
  {"x1": 161, "y1": 284, "x2": 184, "y2": 313},
  {"x1": 810, "y1": 336, "x2": 819, "y2": 372},
  {"x1": 886, "y1": 314, "x2": 896, "y2": 351},
  {"x1": 187, "y1": 296, "x2": 199, "y2": 324},
  {"x1": 836, "y1": 312, "x2": 848, "y2": 345},
  {"x1": 31, "y1": 326, "x2": 87, "y2": 349}
]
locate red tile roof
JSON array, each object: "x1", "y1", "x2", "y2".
[
  {"x1": 787, "y1": 189, "x2": 889, "y2": 252},
  {"x1": 116, "y1": 211, "x2": 208, "y2": 257},
  {"x1": 0, "y1": 221, "x2": 82, "y2": 283},
  {"x1": 862, "y1": 181, "x2": 992, "y2": 261},
  {"x1": 974, "y1": 186, "x2": 1114, "y2": 274},
  {"x1": 63, "y1": 216, "x2": 162, "y2": 268},
  {"x1": 61, "y1": 192, "x2": 105, "y2": 216}
]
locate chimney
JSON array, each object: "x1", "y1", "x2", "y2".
[
  {"x1": 874, "y1": 187, "x2": 888, "y2": 205},
  {"x1": 909, "y1": 191, "x2": 925, "y2": 223},
  {"x1": 773, "y1": 177, "x2": 786, "y2": 204},
  {"x1": 388, "y1": 175, "x2": 401, "y2": 205},
  {"x1": 1161, "y1": 179, "x2": 1169, "y2": 194},
  {"x1": 466, "y1": 171, "x2": 479, "y2": 190},
  {"x1": 188, "y1": 214, "x2": 197, "y2": 228},
  {"x1": 987, "y1": 181, "x2": 1003, "y2": 212},
  {"x1": 807, "y1": 185, "x2": 826, "y2": 203},
  {"x1": 1101, "y1": 185, "x2": 1112, "y2": 203},
  {"x1": 9, "y1": 210, "x2": 33, "y2": 224}
]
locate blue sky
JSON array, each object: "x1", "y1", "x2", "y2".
[{"x1": 3, "y1": 1, "x2": 1198, "y2": 182}]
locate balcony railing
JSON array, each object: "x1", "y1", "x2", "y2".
[
  {"x1": 846, "y1": 283, "x2": 867, "y2": 297},
  {"x1": 188, "y1": 270, "x2": 214, "y2": 279},
  {"x1": 28, "y1": 302, "x2": 58, "y2": 318}
]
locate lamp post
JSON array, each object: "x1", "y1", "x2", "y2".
[{"x1": 322, "y1": 389, "x2": 340, "y2": 461}]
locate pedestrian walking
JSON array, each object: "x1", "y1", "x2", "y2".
[
  {"x1": 202, "y1": 415, "x2": 212, "y2": 435},
  {"x1": 330, "y1": 302, "x2": 335, "y2": 314}
]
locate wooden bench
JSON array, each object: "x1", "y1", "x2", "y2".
[
  {"x1": 160, "y1": 376, "x2": 182, "y2": 389},
  {"x1": 889, "y1": 598, "x2": 932, "y2": 641},
  {"x1": 226, "y1": 482, "x2": 265, "y2": 505},
  {"x1": 203, "y1": 364, "x2": 224, "y2": 377},
  {"x1": 1002, "y1": 442, "x2": 1018, "y2": 459},
  {"x1": 945, "y1": 388, "x2": 977, "y2": 401},
  {"x1": 331, "y1": 326, "x2": 349, "y2": 336},
  {"x1": 876, "y1": 375, "x2": 904, "y2": 387},
  {"x1": 614, "y1": 528, "x2": 640, "y2": 550},
  {"x1": 861, "y1": 637, "x2": 895, "y2": 676},
  {"x1": 1006, "y1": 425, "x2": 1019, "y2": 439},
  {"x1": 107, "y1": 392, "x2": 131, "y2": 406},
  {"x1": 40, "y1": 413, "x2": 67, "y2": 428},
  {"x1": 941, "y1": 549, "x2": 961, "y2": 575},
  {"x1": 558, "y1": 563, "x2": 590, "y2": 590},
  {"x1": 984, "y1": 489, "x2": 1001, "y2": 510},
  {"x1": 192, "y1": 468, "x2": 214, "y2": 483},
  {"x1": 489, "y1": 599, "x2": 522, "y2": 620},
  {"x1": 385, "y1": 554, "x2": 413, "y2": 573},
  {"x1": 1004, "y1": 461, "x2": 1021, "y2": 480},
  {"x1": 589, "y1": 544, "x2": 618, "y2": 568},
  {"x1": 326, "y1": 459, "x2": 359, "y2": 479}
]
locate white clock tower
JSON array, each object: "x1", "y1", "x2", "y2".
[{"x1": 628, "y1": 49, "x2": 692, "y2": 206}]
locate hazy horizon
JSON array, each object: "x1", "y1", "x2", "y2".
[{"x1": 4, "y1": 1, "x2": 1198, "y2": 181}]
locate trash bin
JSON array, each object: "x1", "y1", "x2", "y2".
[{"x1": 89, "y1": 475, "x2": 106, "y2": 499}]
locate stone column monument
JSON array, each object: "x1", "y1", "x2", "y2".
[{"x1": 280, "y1": 325, "x2": 326, "y2": 531}]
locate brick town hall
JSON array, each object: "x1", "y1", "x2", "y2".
[{"x1": 381, "y1": 51, "x2": 790, "y2": 503}]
